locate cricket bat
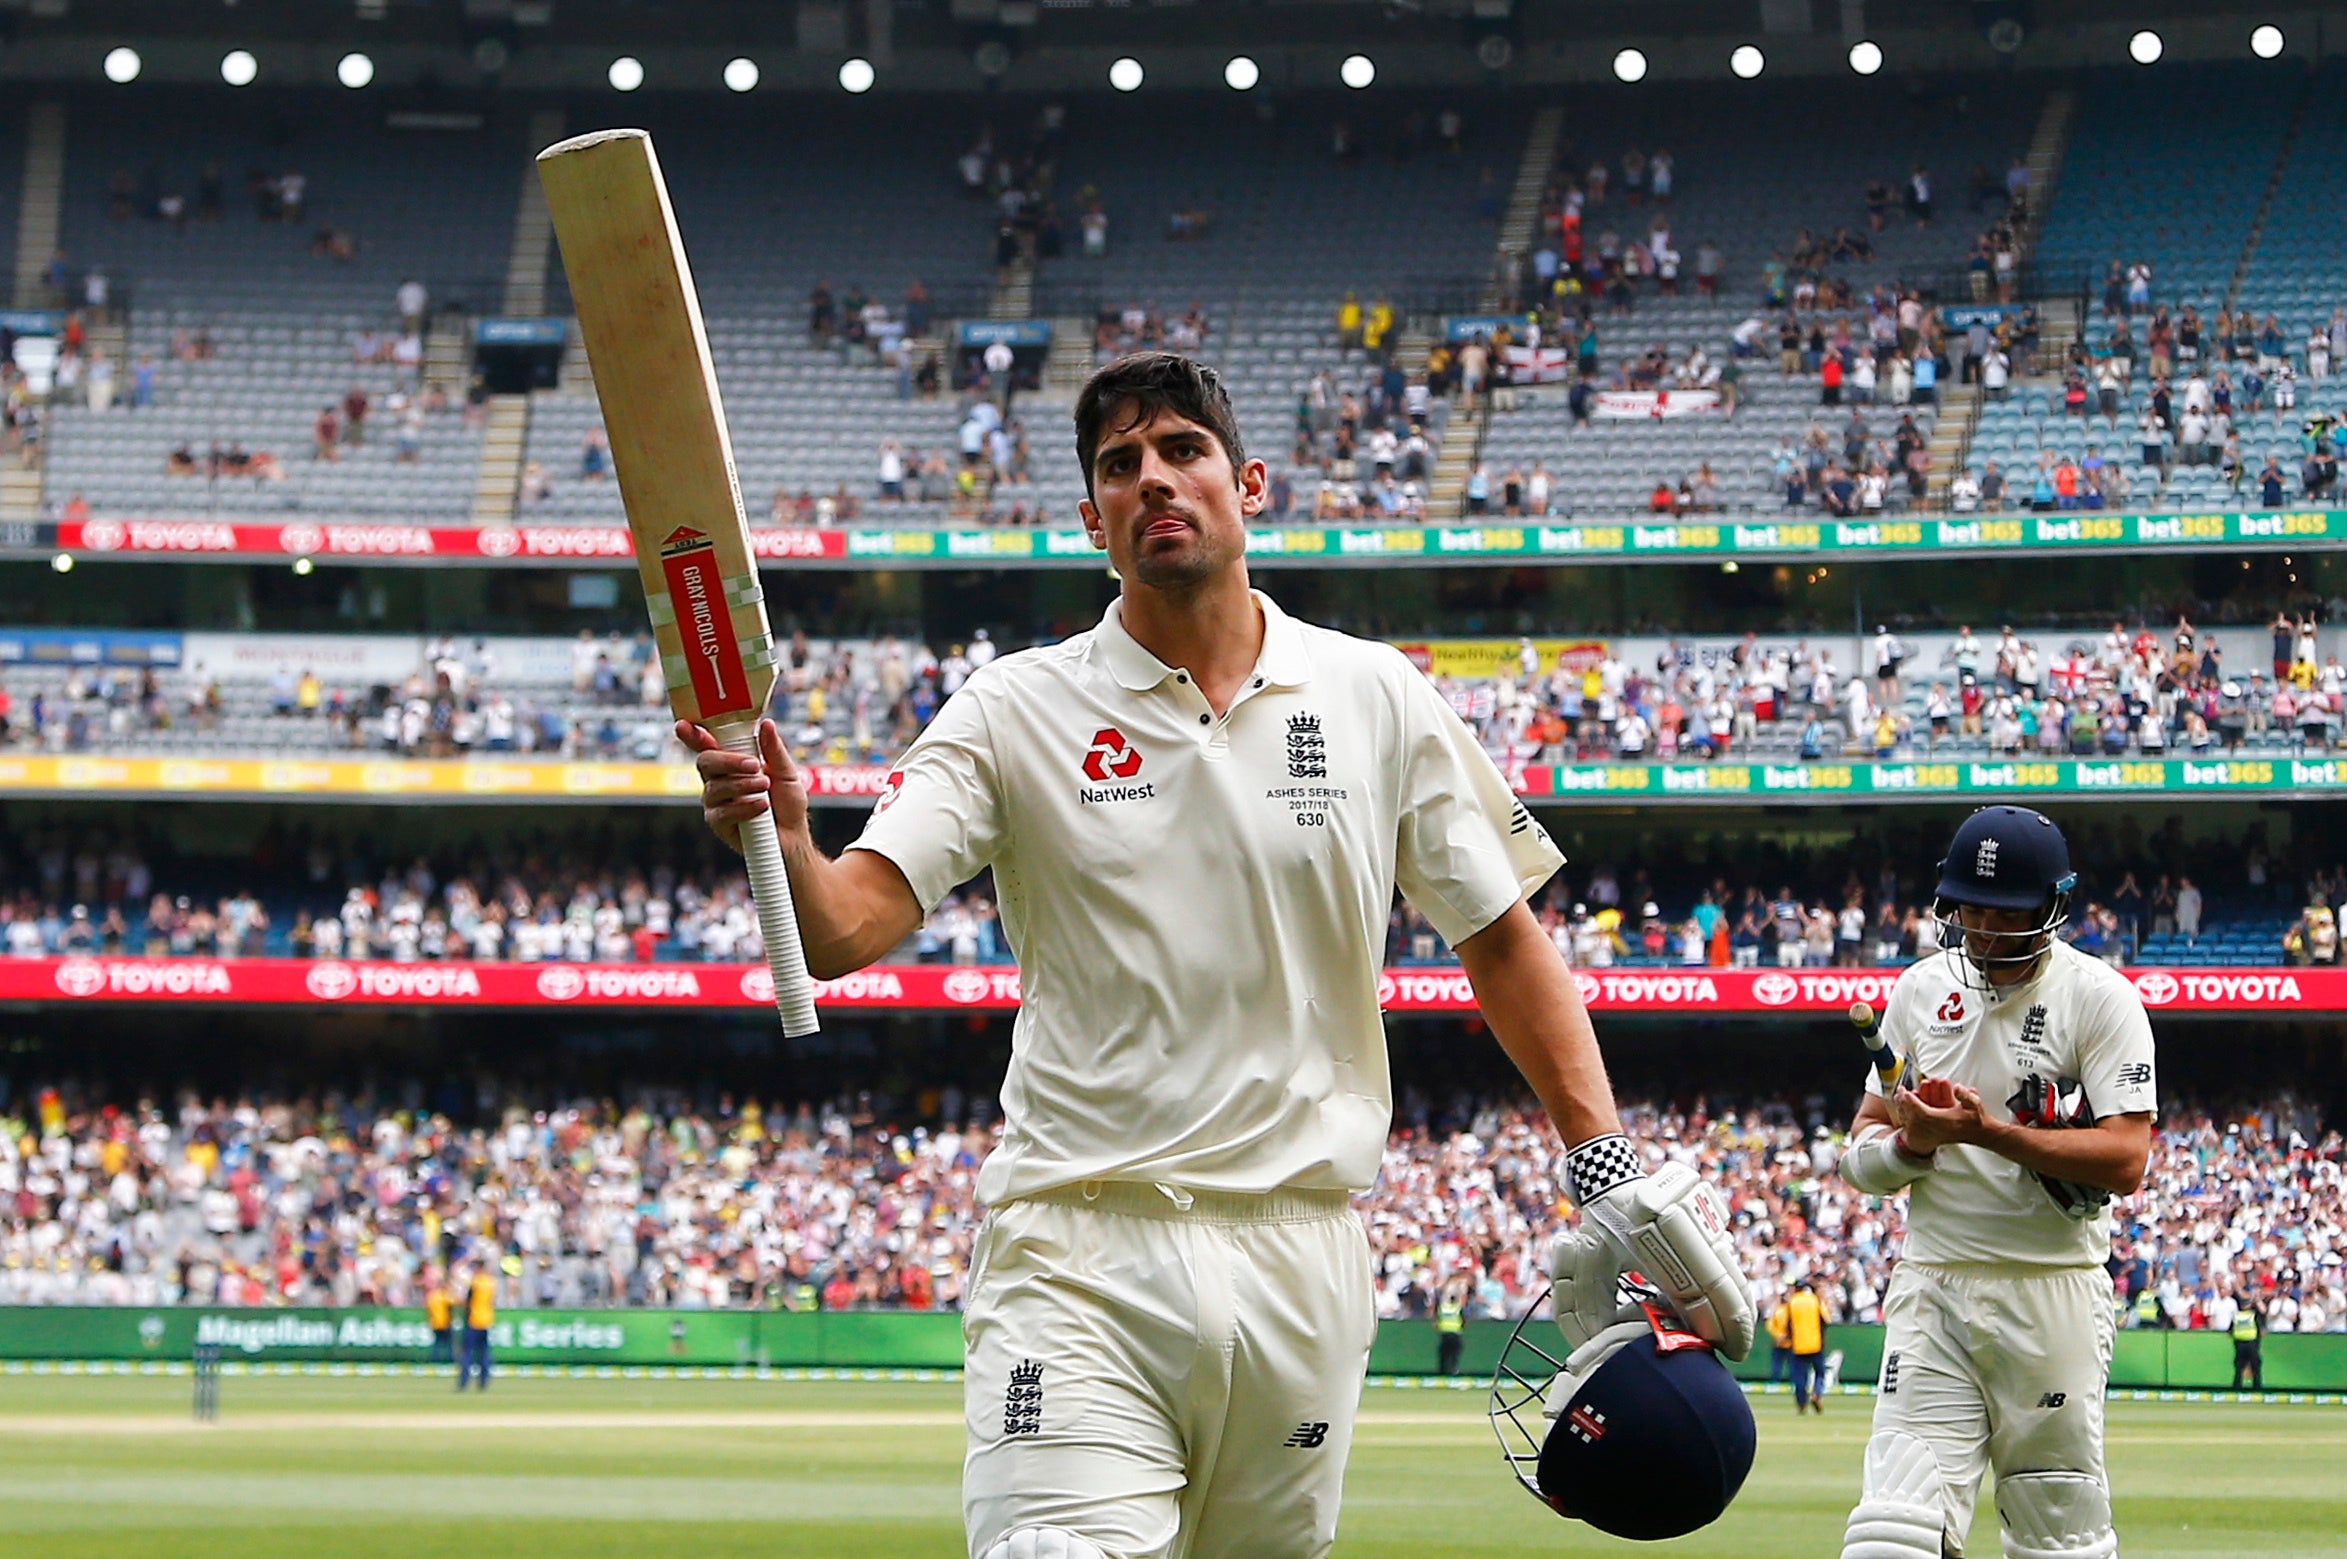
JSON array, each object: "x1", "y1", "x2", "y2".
[
  {"x1": 1847, "y1": 1001, "x2": 1903, "y2": 1094},
  {"x1": 537, "y1": 128, "x2": 818, "y2": 1037}
]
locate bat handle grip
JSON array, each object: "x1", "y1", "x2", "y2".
[{"x1": 720, "y1": 724, "x2": 820, "y2": 1037}]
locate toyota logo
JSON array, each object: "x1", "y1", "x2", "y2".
[
  {"x1": 1752, "y1": 973, "x2": 1800, "y2": 1007},
  {"x1": 279, "y1": 523, "x2": 324, "y2": 556},
  {"x1": 739, "y1": 966, "x2": 776, "y2": 1004},
  {"x1": 81, "y1": 519, "x2": 126, "y2": 553},
  {"x1": 1376, "y1": 974, "x2": 1397, "y2": 1006},
  {"x1": 304, "y1": 961, "x2": 357, "y2": 1000},
  {"x1": 536, "y1": 966, "x2": 585, "y2": 1001},
  {"x1": 476, "y1": 527, "x2": 521, "y2": 558},
  {"x1": 1573, "y1": 973, "x2": 1601, "y2": 1007},
  {"x1": 941, "y1": 968, "x2": 991, "y2": 1004},
  {"x1": 2132, "y1": 971, "x2": 2180, "y2": 1006},
  {"x1": 53, "y1": 958, "x2": 107, "y2": 997}
]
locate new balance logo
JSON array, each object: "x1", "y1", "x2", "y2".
[
  {"x1": 1003, "y1": 1359, "x2": 1044, "y2": 1437},
  {"x1": 2116, "y1": 1062, "x2": 2152, "y2": 1088},
  {"x1": 2038, "y1": 1391, "x2": 2067, "y2": 1409},
  {"x1": 1284, "y1": 1421, "x2": 1330, "y2": 1449}
]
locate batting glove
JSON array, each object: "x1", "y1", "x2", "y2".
[{"x1": 1547, "y1": 1136, "x2": 1757, "y2": 1361}]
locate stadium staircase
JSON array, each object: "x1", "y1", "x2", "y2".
[
  {"x1": 1932, "y1": 87, "x2": 2073, "y2": 502},
  {"x1": 0, "y1": 460, "x2": 37, "y2": 525},
  {"x1": 1039, "y1": 320, "x2": 1092, "y2": 404},
  {"x1": 502, "y1": 109, "x2": 565, "y2": 318},
  {"x1": 1496, "y1": 105, "x2": 1564, "y2": 259},
  {"x1": 4, "y1": 102, "x2": 63, "y2": 521},
  {"x1": 424, "y1": 318, "x2": 469, "y2": 397},
  {"x1": 8, "y1": 102, "x2": 63, "y2": 310},
  {"x1": 990, "y1": 248, "x2": 1034, "y2": 320},
  {"x1": 476, "y1": 108, "x2": 567, "y2": 526},
  {"x1": 2012, "y1": 88, "x2": 2074, "y2": 269},
  {"x1": 2223, "y1": 70, "x2": 2316, "y2": 314},
  {"x1": 472, "y1": 397, "x2": 529, "y2": 526},
  {"x1": 1428, "y1": 104, "x2": 1560, "y2": 518},
  {"x1": 1923, "y1": 381, "x2": 1980, "y2": 505}
]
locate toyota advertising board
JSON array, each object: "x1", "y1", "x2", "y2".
[{"x1": 11, "y1": 958, "x2": 2332, "y2": 1015}]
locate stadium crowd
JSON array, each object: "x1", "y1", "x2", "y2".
[
  {"x1": 1, "y1": 791, "x2": 2331, "y2": 969},
  {"x1": 1428, "y1": 618, "x2": 2346, "y2": 768},
  {"x1": 9, "y1": 609, "x2": 2341, "y2": 775},
  {"x1": 9, "y1": 814, "x2": 2323, "y2": 971},
  {"x1": 0, "y1": 1085, "x2": 2335, "y2": 1343}
]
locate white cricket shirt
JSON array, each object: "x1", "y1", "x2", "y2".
[
  {"x1": 850, "y1": 591, "x2": 1563, "y2": 1204},
  {"x1": 1867, "y1": 939, "x2": 2158, "y2": 1266}
]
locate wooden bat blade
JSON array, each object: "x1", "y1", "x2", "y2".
[
  {"x1": 538, "y1": 128, "x2": 817, "y2": 1039},
  {"x1": 537, "y1": 128, "x2": 773, "y2": 729}
]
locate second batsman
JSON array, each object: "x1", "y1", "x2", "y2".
[{"x1": 1838, "y1": 806, "x2": 2158, "y2": 1559}]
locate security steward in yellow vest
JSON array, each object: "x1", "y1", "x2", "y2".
[
  {"x1": 1435, "y1": 1289, "x2": 1467, "y2": 1377},
  {"x1": 2231, "y1": 1300, "x2": 2264, "y2": 1391},
  {"x1": 424, "y1": 1274, "x2": 455, "y2": 1365}
]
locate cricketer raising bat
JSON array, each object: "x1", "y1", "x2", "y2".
[
  {"x1": 536, "y1": 128, "x2": 819, "y2": 1037},
  {"x1": 1848, "y1": 1000, "x2": 1904, "y2": 1094}
]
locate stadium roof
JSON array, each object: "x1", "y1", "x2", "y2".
[{"x1": 0, "y1": 0, "x2": 2329, "y2": 93}]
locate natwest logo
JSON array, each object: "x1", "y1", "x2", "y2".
[{"x1": 1082, "y1": 727, "x2": 1144, "y2": 782}]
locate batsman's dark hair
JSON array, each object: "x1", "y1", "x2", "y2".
[{"x1": 1073, "y1": 352, "x2": 1247, "y2": 502}]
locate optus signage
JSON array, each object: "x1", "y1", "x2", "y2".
[{"x1": 11, "y1": 958, "x2": 2332, "y2": 1014}]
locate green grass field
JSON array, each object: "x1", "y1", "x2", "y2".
[{"x1": 4, "y1": 1374, "x2": 2342, "y2": 1557}]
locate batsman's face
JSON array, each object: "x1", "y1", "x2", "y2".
[
  {"x1": 1080, "y1": 406, "x2": 1266, "y2": 592},
  {"x1": 1955, "y1": 902, "x2": 2043, "y2": 981}
]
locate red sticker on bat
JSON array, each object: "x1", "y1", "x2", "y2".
[{"x1": 659, "y1": 526, "x2": 754, "y2": 717}]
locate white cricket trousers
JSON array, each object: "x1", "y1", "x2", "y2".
[
  {"x1": 1865, "y1": 1261, "x2": 2115, "y2": 1552},
  {"x1": 962, "y1": 1181, "x2": 1374, "y2": 1559}
]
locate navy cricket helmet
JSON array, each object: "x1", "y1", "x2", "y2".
[
  {"x1": 1492, "y1": 1307, "x2": 1756, "y2": 1542},
  {"x1": 1934, "y1": 805, "x2": 2077, "y2": 910},
  {"x1": 1931, "y1": 806, "x2": 2077, "y2": 984}
]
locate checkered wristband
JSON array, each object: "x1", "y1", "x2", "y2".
[{"x1": 1566, "y1": 1133, "x2": 1645, "y2": 1204}]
